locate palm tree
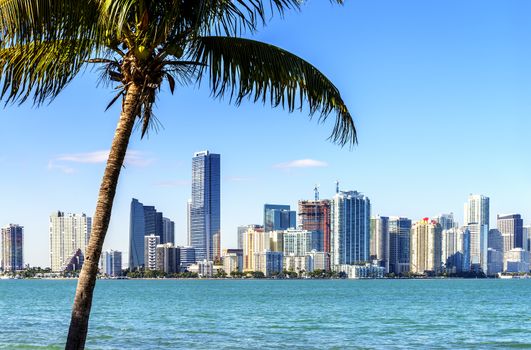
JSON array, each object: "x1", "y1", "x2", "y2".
[{"x1": 0, "y1": 1, "x2": 356, "y2": 349}]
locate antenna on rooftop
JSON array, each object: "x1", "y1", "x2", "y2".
[
  {"x1": 335, "y1": 180, "x2": 339, "y2": 194},
  {"x1": 314, "y1": 184, "x2": 320, "y2": 201}
]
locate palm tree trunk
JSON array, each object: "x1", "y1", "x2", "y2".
[{"x1": 65, "y1": 83, "x2": 141, "y2": 350}]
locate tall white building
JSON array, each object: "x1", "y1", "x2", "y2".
[
  {"x1": 330, "y1": 190, "x2": 370, "y2": 269},
  {"x1": 464, "y1": 194, "x2": 489, "y2": 272},
  {"x1": 282, "y1": 229, "x2": 313, "y2": 256},
  {"x1": 370, "y1": 216, "x2": 389, "y2": 273},
  {"x1": 144, "y1": 234, "x2": 160, "y2": 271},
  {"x1": 49, "y1": 212, "x2": 92, "y2": 272}
]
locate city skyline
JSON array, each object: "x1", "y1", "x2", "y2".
[{"x1": 1, "y1": 1, "x2": 531, "y2": 266}]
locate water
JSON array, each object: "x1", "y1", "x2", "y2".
[{"x1": 0, "y1": 279, "x2": 530, "y2": 349}]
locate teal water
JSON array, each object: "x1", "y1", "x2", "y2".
[{"x1": 0, "y1": 279, "x2": 530, "y2": 349}]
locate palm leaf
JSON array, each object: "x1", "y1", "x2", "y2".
[
  {"x1": 0, "y1": 0, "x2": 100, "y2": 45},
  {"x1": 193, "y1": 36, "x2": 356, "y2": 146},
  {"x1": 0, "y1": 39, "x2": 94, "y2": 104}
]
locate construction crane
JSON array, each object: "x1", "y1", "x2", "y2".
[{"x1": 314, "y1": 184, "x2": 320, "y2": 201}]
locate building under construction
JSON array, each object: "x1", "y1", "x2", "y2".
[{"x1": 298, "y1": 199, "x2": 331, "y2": 254}]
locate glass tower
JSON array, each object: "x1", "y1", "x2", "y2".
[
  {"x1": 129, "y1": 198, "x2": 165, "y2": 269},
  {"x1": 191, "y1": 150, "x2": 221, "y2": 262},
  {"x1": 330, "y1": 191, "x2": 371, "y2": 268},
  {"x1": 264, "y1": 204, "x2": 296, "y2": 232}
]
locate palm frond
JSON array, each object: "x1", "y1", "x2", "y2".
[
  {"x1": 193, "y1": 36, "x2": 356, "y2": 146},
  {"x1": 0, "y1": 39, "x2": 94, "y2": 105},
  {"x1": 0, "y1": 0, "x2": 100, "y2": 45}
]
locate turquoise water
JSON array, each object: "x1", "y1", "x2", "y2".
[{"x1": 0, "y1": 279, "x2": 530, "y2": 349}]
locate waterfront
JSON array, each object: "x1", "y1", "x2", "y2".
[{"x1": 1, "y1": 279, "x2": 530, "y2": 349}]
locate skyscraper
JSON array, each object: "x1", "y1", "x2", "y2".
[
  {"x1": 441, "y1": 227, "x2": 470, "y2": 273},
  {"x1": 370, "y1": 216, "x2": 389, "y2": 273},
  {"x1": 1, "y1": 224, "x2": 23, "y2": 272},
  {"x1": 237, "y1": 225, "x2": 248, "y2": 250},
  {"x1": 156, "y1": 243, "x2": 179, "y2": 274},
  {"x1": 186, "y1": 199, "x2": 192, "y2": 246},
  {"x1": 298, "y1": 199, "x2": 330, "y2": 253},
  {"x1": 264, "y1": 204, "x2": 296, "y2": 232},
  {"x1": 162, "y1": 217, "x2": 175, "y2": 245},
  {"x1": 524, "y1": 226, "x2": 531, "y2": 251},
  {"x1": 243, "y1": 225, "x2": 267, "y2": 271},
  {"x1": 102, "y1": 250, "x2": 122, "y2": 277},
  {"x1": 190, "y1": 150, "x2": 220, "y2": 262},
  {"x1": 144, "y1": 234, "x2": 160, "y2": 271},
  {"x1": 433, "y1": 213, "x2": 456, "y2": 231},
  {"x1": 388, "y1": 217, "x2": 412, "y2": 275},
  {"x1": 497, "y1": 214, "x2": 524, "y2": 251},
  {"x1": 49, "y1": 212, "x2": 92, "y2": 272},
  {"x1": 410, "y1": 218, "x2": 442, "y2": 275},
  {"x1": 464, "y1": 194, "x2": 489, "y2": 272},
  {"x1": 330, "y1": 190, "x2": 371, "y2": 268},
  {"x1": 128, "y1": 198, "x2": 167, "y2": 269}
]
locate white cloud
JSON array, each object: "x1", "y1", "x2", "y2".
[
  {"x1": 54, "y1": 150, "x2": 153, "y2": 167},
  {"x1": 47, "y1": 161, "x2": 76, "y2": 175},
  {"x1": 273, "y1": 159, "x2": 328, "y2": 169}
]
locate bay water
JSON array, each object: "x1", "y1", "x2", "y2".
[{"x1": 0, "y1": 279, "x2": 529, "y2": 349}]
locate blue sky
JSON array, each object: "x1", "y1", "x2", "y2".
[{"x1": 2, "y1": 0, "x2": 530, "y2": 267}]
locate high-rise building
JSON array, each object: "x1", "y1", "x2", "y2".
[
  {"x1": 330, "y1": 190, "x2": 371, "y2": 269},
  {"x1": 298, "y1": 199, "x2": 330, "y2": 253},
  {"x1": 497, "y1": 214, "x2": 524, "y2": 251},
  {"x1": 243, "y1": 225, "x2": 267, "y2": 271},
  {"x1": 524, "y1": 226, "x2": 531, "y2": 252},
  {"x1": 433, "y1": 213, "x2": 456, "y2": 231},
  {"x1": 190, "y1": 150, "x2": 221, "y2": 262},
  {"x1": 306, "y1": 250, "x2": 330, "y2": 272},
  {"x1": 222, "y1": 248, "x2": 243, "y2": 273},
  {"x1": 441, "y1": 227, "x2": 470, "y2": 273},
  {"x1": 102, "y1": 250, "x2": 122, "y2": 277},
  {"x1": 254, "y1": 251, "x2": 283, "y2": 276},
  {"x1": 144, "y1": 234, "x2": 160, "y2": 271},
  {"x1": 488, "y1": 229, "x2": 504, "y2": 251},
  {"x1": 237, "y1": 225, "x2": 249, "y2": 250},
  {"x1": 186, "y1": 199, "x2": 192, "y2": 246},
  {"x1": 282, "y1": 229, "x2": 314, "y2": 256},
  {"x1": 370, "y1": 216, "x2": 389, "y2": 273},
  {"x1": 178, "y1": 246, "x2": 196, "y2": 269},
  {"x1": 156, "y1": 243, "x2": 179, "y2": 274},
  {"x1": 129, "y1": 198, "x2": 166, "y2": 269},
  {"x1": 487, "y1": 248, "x2": 504, "y2": 275},
  {"x1": 410, "y1": 218, "x2": 442, "y2": 275},
  {"x1": 1, "y1": 224, "x2": 23, "y2": 272},
  {"x1": 264, "y1": 204, "x2": 296, "y2": 232},
  {"x1": 504, "y1": 248, "x2": 530, "y2": 273},
  {"x1": 162, "y1": 217, "x2": 175, "y2": 246},
  {"x1": 464, "y1": 194, "x2": 489, "y2": 273},
  {"x1": 388, "y1": 217, "x2": 412, "y2": 275},
  {"x1": 49, "y1": 212, "x2": 92, "y2": 272}
]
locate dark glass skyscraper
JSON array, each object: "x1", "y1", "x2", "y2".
[
  {"x1": 264, "y1": 204, "x2": 296, "y2": 232},
  {"x1": 129, "y1": 198, "x2": 165, "y2": 269},
  {"x1": 190, "y1": 150, "x2": 220, "y2": 262},
  {"x1": 388, "y1": 217, "x2": 412, "y2": 275}
]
